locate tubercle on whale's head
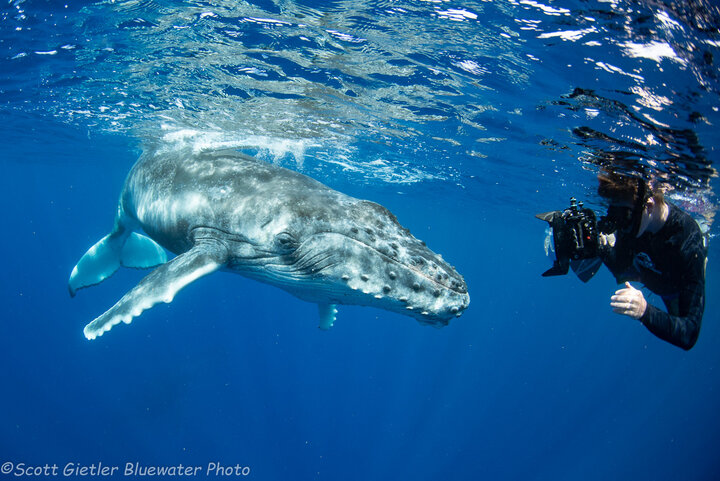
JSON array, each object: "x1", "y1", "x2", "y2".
[{"x1": 268, "y1": 200, "x2": 470, "y2": 325}]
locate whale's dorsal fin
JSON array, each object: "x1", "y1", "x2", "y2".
[{"x1": 83, "y1": 241, "x2": 227, "y2": 340}]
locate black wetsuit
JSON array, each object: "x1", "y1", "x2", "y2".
[{"x1": 601, "y1": 203, "x2": 707, "y2": 350}]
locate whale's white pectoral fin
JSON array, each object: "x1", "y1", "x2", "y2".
[
  {"x1": 83, "y1": 242, "x2": 227, "y2": 340},
  {"x1": 69, "y1": 231, "x2": 167, "y2": 297},
  {"x1": 318, "y1": 303, "x2": 338, "y2": 330}
]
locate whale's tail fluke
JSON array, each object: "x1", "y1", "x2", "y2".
[{"x1": 69, "y1": 230, "x2": 167, "y2": 297}]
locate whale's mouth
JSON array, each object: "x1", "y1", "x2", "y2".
[
  {"x1": 286, "y1": 231, "x2": 469, "y2": 321},
  {"x1": 226, "y1": 229, "x2": 469, "y2": 322}
]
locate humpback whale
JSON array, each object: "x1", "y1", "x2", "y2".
[{"x1": 69, "y1": 149, "x2": 469, "y2": 340}]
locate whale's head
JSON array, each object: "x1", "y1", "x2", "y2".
[{"x1": 252, "y1": 199, "x2": 470, "y2": 326}]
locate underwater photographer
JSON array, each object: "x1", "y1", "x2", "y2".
[{"x1": 538, "y1": 172, "x2": 707, "y2": 350}]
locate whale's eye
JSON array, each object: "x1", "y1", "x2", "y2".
[{"x1": 275, "y1": 232, "x2": 298, "y2": 252}]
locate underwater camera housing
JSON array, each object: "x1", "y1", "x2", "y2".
[{"x1": 536, "y1": 198, "x2": 600, "y2": 278}]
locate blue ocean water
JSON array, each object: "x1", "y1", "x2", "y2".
[{"x1": 1, "y1": 0, "x2": 720, "y2": 480}]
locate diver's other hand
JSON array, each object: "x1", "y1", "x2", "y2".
[
  {"x1": 610, "y1": 282, "x2": 647, "y2": 320},
  {"x1": 598, "y1": 233, "x2": 616, "y2": 247}
]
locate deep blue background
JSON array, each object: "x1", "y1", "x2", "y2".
[
  {"x1": 1, "y1": 118, "x2": 718, "y2": 481},
  {"x1": 2, "y1": 0, "x2": 720, "y2": 478}
]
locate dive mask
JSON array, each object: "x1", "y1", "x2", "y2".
[{"x1": 598, "y1": 178, "x2": 649, "y2": 237}]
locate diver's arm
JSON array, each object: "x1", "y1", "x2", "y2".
[
  {"x1": 640, "y1": 283, "x2": 703, "y2": 350},
  {"x1": 639, "y1": 249, "x2": 705, "y2": 351}
]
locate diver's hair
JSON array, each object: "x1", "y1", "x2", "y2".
[{"x1": 597, "y1": 171, "x2": 664, "y2": 205}]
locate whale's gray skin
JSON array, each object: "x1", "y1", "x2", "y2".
[{"x1": 69, "y1": 149, "x2": 469, "y2": 340}]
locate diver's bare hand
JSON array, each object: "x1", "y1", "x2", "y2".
[
  {"x1": 610, "y1": 282, "x2": 647, "y2": 320},
  {"x1": 599, "y1": 233, "x2": 616, "y2": 247}
]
